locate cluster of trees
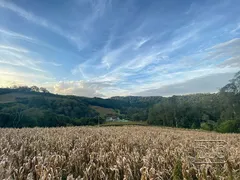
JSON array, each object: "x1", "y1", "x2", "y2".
[
  {"x1": 109, "y1": 96, "x2": 164, "y2": 120},
  {"x1": 0, "y1": 85, "x2": 49, "y2": 94},
  {"x1": 148, "y1": 71, "x2": 240, "y2": 133},
  {"x1": 81, "y1": 96, "x2": 163, "y2": 120}
]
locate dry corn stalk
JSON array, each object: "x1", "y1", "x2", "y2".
[{"x1": 0, "y1": 126, "x2": 239, "y2": 179}]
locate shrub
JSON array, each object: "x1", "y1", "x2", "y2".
[
  {"x1": 216, "y1": 120, "x2": 239, "y2": 133},
  {"x1": 200, "y1": 122, "x2": 211, "y2": 131}
]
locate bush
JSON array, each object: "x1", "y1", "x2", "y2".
[
  {"x1": 200, "y1": 122, "x2": 212, "y2": 131},
  {"x1": 191, "y1": 123, "x2": 198, "y2": 129},
  {"x1": 200, "y1": 120, "x2": 217, "y2": 131},
  {"x1": 216, "y1": 120, "x2": 239, "y2": 133}
]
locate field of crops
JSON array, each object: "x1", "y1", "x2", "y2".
[{"x1": 0, "y1": 126, "x2": 239, "y2": 180}]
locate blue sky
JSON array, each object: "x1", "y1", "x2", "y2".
[{"x1": 0, "y1": 0, "x2": 240, "y2": 97}]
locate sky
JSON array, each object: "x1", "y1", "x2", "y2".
[{"x1": 0, "y1": 0, "x2": 240, "y2": 97}]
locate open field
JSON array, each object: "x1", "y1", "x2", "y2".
[
  {"x1": 0, "y1": 127, "x2": 239, "y2": 179},
  {"x1": 0, "y1": 93, "x2": 35, "y2": 103},
  {"x1": 90, "y1": 106, "x2": 117, "y2": 118}
]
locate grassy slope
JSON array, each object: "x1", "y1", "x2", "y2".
[
  {"x1": 0, "y1": 93, "x2": 39, "y2": 103},
  {"x1": 0, "y1": 92, "x2": 66, "y2": 104},
  {"x1": 90, "y1": 105, "x2": 117, "y2": 118}
]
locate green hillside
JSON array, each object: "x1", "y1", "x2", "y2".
[{"x1": 0, "y1": 71, "x2": 240, "y2": 133}]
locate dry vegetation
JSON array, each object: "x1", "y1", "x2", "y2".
[{"x1": 0, "y1": 126, "x2": 239, "y2": 180}]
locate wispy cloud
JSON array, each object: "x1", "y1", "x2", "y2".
[
  {"x1": 0, "y1": 58, "x2": 44, "y2": 73},
  {"x1": 134, "y1": 37, "x2": 152, "y2": 49},
  {"x1": 0, "y1": 45, "x2": 64, "y2": 72},
  {"x1": 0, "y1": 44, "x2": 28, "y2": 53},
  {"x1": 71, "y1": 65, "x2": 87, "y2": 79},
  {"x1": 0, "y1": 0, "x2": 81, "y2": 48},
  {"x1": 43, "y1": 62, "x2": 62, "y2": 67},
  {"x1": 231, "y1": 23, "x2": 240, "y2": 34},
  {"x1": 80, "y1": 0, "x2": 112, "y2": 32},
  {"x1": 210, "y1": 38, "x2": 240, "y2": 49},
  {"x1": 0, "y1": 28, "x2": 34, "y2": 42}
]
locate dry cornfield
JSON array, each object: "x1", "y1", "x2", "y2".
[{"x1": 0, "y1": 126, "x2": 239, "y2": 180}]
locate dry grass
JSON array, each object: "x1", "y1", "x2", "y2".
[{"x1": 0, "y1": 126, "x2": 239, "y2": 180}]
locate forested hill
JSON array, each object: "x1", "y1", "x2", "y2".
[
  {"x1": 0, "y1": 87, "x2": 162, "y2": 127},
  {"x1": 0, "y1": 71, "x2": 240, "y2": 133}
]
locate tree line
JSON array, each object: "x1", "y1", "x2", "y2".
[{"x1": 148, "y1": 72, "x2": 240, "y2": 133}]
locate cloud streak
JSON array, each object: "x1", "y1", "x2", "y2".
[
  {"x1": 0, "y1": 44, "x2": 28, "y2": 53},
  {"x1": 0, "y1": 0, "x2": 81, "y2": 48},
  {"x1": 0, "y1": 28, "x2": 34, "y2": 42}
]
